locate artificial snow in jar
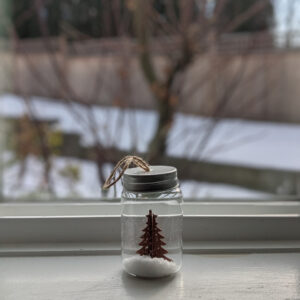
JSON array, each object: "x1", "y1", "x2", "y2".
[{"x1": 121, "y1": 165, "x2": 183, "y2": 278}]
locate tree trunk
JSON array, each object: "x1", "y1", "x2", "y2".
[
  {"x1": 134, "y1": 0, "x2": 177, "y2": 162},
  {"x1": 147, "y1": 93, "x2": 174, "y2": 161}
]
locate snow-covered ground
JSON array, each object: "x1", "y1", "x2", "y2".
[{"x1": 1, "y1": 94, "x2": 300, "y2": 200}]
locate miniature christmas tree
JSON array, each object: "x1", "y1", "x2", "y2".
[{"x1": 136, "y1": 209, "x2": 172, "y2": 262}]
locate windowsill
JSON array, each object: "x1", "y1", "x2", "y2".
[
  {"x1": 2, "y1": 252, "x2": 300, "y2": 299},
  {"x1": 2, "y1": 201, "x2": 300, "y2": 298}
]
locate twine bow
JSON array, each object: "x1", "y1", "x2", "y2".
[{"x1": 103, "y1": 155, "x2": 150, "y2": 190}]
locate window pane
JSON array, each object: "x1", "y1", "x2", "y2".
[{"x1": 1, "y1": 0, "x2": 299, "y2": 201}]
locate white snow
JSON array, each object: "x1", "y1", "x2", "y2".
[
  {"x1": 2, "y1": 93, "x2": 300, "y2": 170},
  {"x1": 1, "y1": 93, "x2": 300, "y2": 199},
  {"x1": 123, "y1": 256, "x2": 179, "y2": 278}
]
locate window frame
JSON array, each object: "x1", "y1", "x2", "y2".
[{"x1": 1, "y1": 199, "x2": 300, "y2": 256}]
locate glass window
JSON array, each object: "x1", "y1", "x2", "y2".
[{"x1": 0, "y1": 0, "x2": 299, "y2": 202}]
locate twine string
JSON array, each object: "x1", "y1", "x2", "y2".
[{"x1": 103, "y1": 155, "x2": 150, "y2": 190}]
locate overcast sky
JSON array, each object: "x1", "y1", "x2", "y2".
[{"x1": 274, "y1": 0, "x2": 300, "y2": 32}]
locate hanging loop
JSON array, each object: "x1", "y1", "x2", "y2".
[{"x1": 103, "y1": 155, "x2": 150, "y2": 190}]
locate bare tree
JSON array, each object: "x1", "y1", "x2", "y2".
[
  {"x1": 3, "y1": 0, "x2": 300, "y2": 197},
  {"x1": 133, "y1": 0, "x2": 274, "y2": 161}
]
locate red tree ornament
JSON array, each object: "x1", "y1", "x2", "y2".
[{"x1": 136, "y1": 209, "x2": 172, "y2": 262}]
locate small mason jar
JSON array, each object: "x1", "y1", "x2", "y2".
[{"x1": 121, "y1": 166, "x2": 183, "y2": 278}]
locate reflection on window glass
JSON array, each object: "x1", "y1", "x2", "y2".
[{"x1": 0, "y1": 0, "x2": 299, "y2": 201}]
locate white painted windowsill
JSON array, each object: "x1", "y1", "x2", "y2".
[
  {"x1": 2, "y1": 253, "x2": 300, "y2": 300},
  {"x1": 2, "y1": 201, "x2": 300, "y2": 299}
]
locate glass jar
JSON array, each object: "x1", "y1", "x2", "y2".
[{"x1": 121, "y1": 166, "x2": 183, "y2": 278}]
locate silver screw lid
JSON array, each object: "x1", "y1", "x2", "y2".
[{"x1": 123, "y1": 165, "x2": 178, "y2": 192}]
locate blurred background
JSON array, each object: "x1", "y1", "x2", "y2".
[{"x1": 0, "y1": 0, "x2": 300, "y2": 201}]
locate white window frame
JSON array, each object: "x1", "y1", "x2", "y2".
[{"x1": 1, "y1": 198, "x2": 300, "y2": 256}]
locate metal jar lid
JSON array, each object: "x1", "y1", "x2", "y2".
[{"x1": 123, "y1": 165, "x2": 178, "y2": 192}]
